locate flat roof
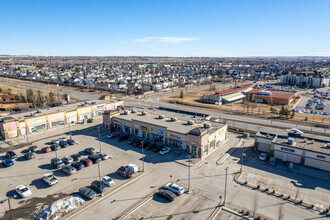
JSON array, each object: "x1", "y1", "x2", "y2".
[
  {"x1": 1, "y1": 99, "x2": 119, "y2": 122},
  {"x1": 113, "y1": 110, "x2": 226, "y2": 135},
  {"x1": 248, "y1": 89, "x2": 296, "y2": 99},
  {"x1": 215, "y1": 84, "x2": 252, "y2": 96}
]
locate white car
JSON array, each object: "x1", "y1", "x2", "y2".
[
  {"x1": 102, "y1": 176, "x2": 115, "y2": 187},
  {"x1": 97, "y1": 153, "x2": 109, "y2": 160},
  {"x1": 159, "y1": 147, "x2": 171, "y2": 155},
  {"x1": 58, "y1": 137, "x2": 67, "y2": 142},
  {"x1": 107, "y1": 132, "x2": 119, "y2": 139},
  {"x1": 42, "y1": 173, "x2": 58, "y2": 186},
  {"x1": 51, "y1": 139, "x2": 59, "y2": 145},
  {"x1": 126, "y1": 164, "x2": 139, "y2": 173},
  {"x1": 259, "y1": 153, "x2": 268, "y2": 161},
  {"x1": 286, "y1": 128, "x2": 304, "y2": 136},
  {"x1": 165, "y1": 183, "x2": 184, "y2": 195},
  {"x1": 15, "y1": 185, "x2": 32, "y2": 198}
]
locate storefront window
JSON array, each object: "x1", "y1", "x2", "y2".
[
  {"x1": 134, "y1": 129, "x2": 139, "y2": 136},
  {"x1": 142, "y1": 130, "x2": 147, "y2": 139},
  {"x1": 151, "y1": 133, "x2": 164, "y2": 143},
  {"x1": 169, "y1": 138, "x2": 183, "y2": 148},
  {"x1": 51, "y1": 120, "x2": 64, "y2": 127},
  {"x1": 31, "y1": 124, "x2": 46, "y2": 132},
  {"x1": 203, "y1": 145, "x2": 208, "y2": 153}
]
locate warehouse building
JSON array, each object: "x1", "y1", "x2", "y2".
[
  {"x1": 0, "y1": 100, "x2": 123, "y2": 140},
  {"x1": 255, "y1": 130, "x2": 330, "y2": 172},
  {"x1": 103, "y1": 109, "x2": 228, "y2": 159},
  {"x1": 246, "y1": 89, "x2": 297, "y2": 105},
  {"x1": 200, "y1": 84, "x2": 252, "y2": 105}
]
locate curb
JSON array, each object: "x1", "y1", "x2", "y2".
[
  {"x1": 216, "y1": 138, "x2": 242, "y2": 165},
  {"x1": 117, "y1": 194, "x2": 153, "y2": 220}
]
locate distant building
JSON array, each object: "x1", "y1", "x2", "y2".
[
  {"x1": 246, "y1": 89, "x2": 297, "y2": 105},
  {"x1": 280, "y1": 72, "x2": 330, "y2": 88},
  {"x1": 200, "y1": 84, "x2": 252, "y2": 105}
]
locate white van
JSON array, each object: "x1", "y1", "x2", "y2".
[{"x1": 126, "y1": 164, "x2": 139, "y2": 173}]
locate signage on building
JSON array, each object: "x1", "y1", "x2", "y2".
[
  {"x1": 191, "y1": 142, "x2": 197, "y2": 145},
  {"x1": 158, "y1": 130, "x2": 163, "y2": 134},
  {"x1": 33, "y1": 118, "x2": 42, "y2": 124},
  {"x1": 93, "y1": 105, "x2": 105, "y2": 110},
  {"x1": 280, "y1": 147, "x2": 295, "y2": 153},
  {"x1": 169, "y1": 134, "x2": 181, "y2": 139},
  {"x1": 140, "y1": 126, "x2": 147, "y2": 130},
  {"x1": 113, "y1": 119, "x2": 120, "y2": 123},
  {"x1": 122, "y1": 121, "x2": 125, "y2": 125},
  {"x1": 317, "y1": 155, "x2": 326, "y2": 160}
]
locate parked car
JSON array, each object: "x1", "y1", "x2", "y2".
[
  {"x1": 80, "y1": 158, "x2": 93, "y2": 167},
  {"x1": 61, "y1": 165, "x2": 77, "y2": 175},
  {"x1": 117, "y1": 166, "x2": 135, "y2": 178},
  {"x1": 152, "y1": 144, "x2": 162, "y2": 152},
  {"x1": 79, "y1": 187, "x2": 97, "y2": 200},
  {"x1": 71, "y1": 153, "x2": 82, "y2": 161},
  {"x1": 107, "y1": 132, "x2": 119, "y2": 139},
  {"x1": 59, "y1": 140, "x2": 68, "y2": 148},
  {"x1": 84, "y1": 147, "x2": 95, "y2": 155},
  {"x1": 42, "y1": 173, "x2": 58, "y2": 186},
  {"x1": 102, "y1": 176, "x2": 115, "y2": 187},
  {"x1": 128, "y1": 139, "x2": 134, "y2": 145},
  {"x1": 286, "y1": 128, "x2": 304, "y2": 136},
  {"x1": 15, "y1": 185, "x2": 32, "y2": 198},
  {"x1": 259, "y1": 153, "x2": 269, "y2": 161},
  {"x1": 165, "y1": 183, "x2": 184, "y2": 195},
  {"x1": 58, "y1": 137, "x2": 67, "y2": 142},
  {"x1": 118, "y1": 134, "x2": 129, "y2": 142},
  {"x1": 62, "y1": 156, "x2": 73, "y2": 164},
  {"x1": 51, "y1": 139, "x2": 60, "y2": 145},
  {"x1": 2, "y1": 159, "x2": 14, "y2": 167},
  {"x1": 145, "y1": 142, "x2": 152, "y2": 150},
  {"x1": 91, "y1": 180, "x2": 107, "y2": 193},
  {"x1": 157, "y1": 189, "x2": 177, "y2": 201},
  {"x1": 6, "y1": 151, "x2": 17, "y2": 159},
  {"x1": 42, "y1": 146, "x2": 51, "y2": 153},
  {"x1": 97, "y1": 153, "x2": 109, "y2": 160},
  {"x1": 24, "y1": 152, "x2": 35, "y2": 160},
  {"x1": 28, "y1": 145, "x2": 38, "y2": 152},
  {"x1": 50, "y1": 144, "x2": 61, "y2": 151},
  {"x1": 71, "y1": 161, "x2": 85, "y2": 170},
  {"x1": 51, "y1": 158, "x2": 64, "y2": 168},
  {"x1": 66, "y1": 139, "x2": 76, "y2": 145},
  {"x1": 87, "y1": 118, "x2": 94, "y2": 123},
  {"x1": 159, "y1": 147, "x2": 171, "y2": 155},
  {"x1": 126, "y1": 164, "x2": 139, "y2": 173},
  {"x1": 88, "y1": 155, "x2": 101, "y2": 164}
]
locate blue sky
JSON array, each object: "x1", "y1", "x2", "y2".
[{"x1": 1, "y1": 0, "x2": 329, "y2": 57}]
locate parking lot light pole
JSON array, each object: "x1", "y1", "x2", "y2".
[
  {"x1": 97, "y1": 126, "x2": 102, "y2": 153},
  {"x1": 97, "y1": 162, "x2": 103, "y2": 197},
  {"x1": 69, "y1": 122, "x2": 72, "y2": 140},
  {"x1": 0, "y1": 197, "x2": 13, "y2": 220},
  {"x1": 141, "y1": 141, "x2": 145, "y2": 172},
  {"x1": 224, "y1": 167, "x2": 228, "y2": 206},
  {"x1": 240, "y1": 152, "x2": 246, "y2": 173},
  {"x1": 188, "y1": 154, "x2": 191, "y2": 193}
]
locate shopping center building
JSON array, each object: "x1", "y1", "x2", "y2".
[
  {"x1": 0, "y1": 100, "x2": 123, "y2": 140},
  {"x1": 103, "y1": 109, "x2": 228, "y2": 158}
]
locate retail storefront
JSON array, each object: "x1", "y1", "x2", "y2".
[
  {"x1": 66, "y1": 111, "x2": 78, "y2": 123},
  {"x1": 167, "y1": 131, "x2": 186, "y2": 149},
  {"x1": 304, "y1": 151, "x2": 330, "y2": 172},
  {"x1": 47, "y1": 112, "x2": 65, "y2": 128},
  {"x1": 273, "y1": 144, "x2": 303, "y2": 164},
  {"x1": 93, "y1": 104, "x2": 105, "y2": 117},
  {"x1": 121, "y1": 120, "x2": 131, "y2": 134},
  {"x1": 77, "y1": 107, "x2": 92, "y2": 120},
  {"x1": 112, "y1": 118, "x2": 122, "y2": 131},
  {"x1": 26, "y1": 116, "x2": 47, "y2": 133}
]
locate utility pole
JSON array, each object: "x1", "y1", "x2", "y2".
[
  {"x1": 141, "y1": 141, "x2": 145, "y2": 172},
  {"x1": 25, "y1": 126, "x2": 29, "y2": 144},
  {"x1": 187, "y1": 154, "x2": 191, "y2": 193},
  {"x1": 7, "y1": 197, "x2": 13, "y2": 220},
  {"x1": 97, "y1": 162, "x2": 103, "y2": 197},
  {"x1": 97, "y1": 126, "x2": 102, "y2": 153},
  {"x1": 240, "y1": 141, "x2": 246, "y2": 173},
  {"x1": 224, "y1": 167, "x2": 228, "y2": 206},
  {"x1": 69, "y1": 122, "x2": 72, "y2": 140}
]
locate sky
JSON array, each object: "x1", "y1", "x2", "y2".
[{"x1": 0, "y1": 0, "x2": 330, "y2": 57}]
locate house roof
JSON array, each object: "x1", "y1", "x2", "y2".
[
  {"x1": 248, "y1": 89, "x2": 296, "y2": 99},
  {"x1": 215, "y1": 84, "x2": 252, "y2": 96}
]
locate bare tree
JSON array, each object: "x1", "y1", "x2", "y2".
[
  {"x1": 252, "y1": 191, "x2": 259, "y2": 218},
  {"x1": 251, "y1": 102, "x2": 257, "y2": 113}
]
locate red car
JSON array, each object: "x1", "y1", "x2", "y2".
[
  {"x1": 42, "y1": 146, "x2": 51, "y2": 153},
  {"x1": 117, "y1": 166, "x2": 134, "y2": 178},
  {"x1": 80, "y1": 158, "x2": 93, "y2": 167}
]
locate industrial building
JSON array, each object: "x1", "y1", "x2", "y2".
[
  {"x1": 246, "y1": 89, "x2": 297, "y2": 105},
  {"x1": 255, "y1": 130, "x2": 330, "y2": 172},
  {"x1": 103, "y1": 109, "x2": 228, "y2": 159},
  {"x1": 200, "y1": 84, "x2": 252, "y2": 105},
  {"x1": 0, "y1": 100, "x2": 123, "y2": 140}
]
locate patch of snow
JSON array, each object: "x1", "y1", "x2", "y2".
[{"x1": 36, "y1": 195, "x2": 85, "y2": 220}]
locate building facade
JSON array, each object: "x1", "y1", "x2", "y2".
[{"x1": 280, "y1": 72, "x2": 330, "y2": 88}]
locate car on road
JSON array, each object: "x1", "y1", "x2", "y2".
[
  {"x1": 71, "y1": 161, "x2": 85, "y2": 170},
  {"x1": 157, "y1": 189, "x2": 177, "y2": 201},
  {"x1": 165, "y1": 183, "x2": 184, "y2": 195},
  {"x1": 102, "y1": 176, "x2": 115, "y2": 187},
  {"x1": 88, "y1": 155, "x2": 101, "y2": 164},
  {"x1": 50, "y1": 144, "x2": 61, "y2": 151},
  {"x1": 51, "y1": 158, "x2": 64, "y2": 168},
  {"x1": 24, "y1": 152, "x2": 35, "y2": 160},
  {"x1": 62, "y1": 156, "x2": 73, "y2": 164},
  {"x1": 80, "y1": 158, "x2": 93, "y2": 167},
  {"x1": 6, "y1": 151, "x2": 17, "y2": 159},
  {"x1": 97, "y1": 152, "x2": 109, "y2": 160},
  {"x1": 59, "y1": 140, "x2": 68, "y2": 148},
  {"x1": 15, "y1": 185, "x2": 32, "y2": 198},
  {"x1": 42, "y1": 173, "x2": 58, "y2": 186},
  {"x1": 91, "y1": 180, "x2": 107, "y2": 193},
  {"x1": 79, "y1": 187, "x2": 97, "y2": 200},
  {"x1": 107, "y1": 132, "x2": 120, "y2": 139},
  {"x1": 61, "y1": 165, "x2": 77, "y2": 175},
  {"x1": 42, "y1": 146, "x2": 51, "y2": 153},
  {"x1": 28, "y1": 145, "x2": 38, "y2": 152},
  {"x1": 84, "y1": 147, "x2": 95, "y2": 155},
  {"x1": 71, "y1": 153, "x2": 82, "y2": 161},
  {"x1": 159, "y1": 147, "x2": 171, "y2": 155},
  {"x1": 2, "y1": 159, "x2": 14, "y2": 167},
  {"x1": 259, "y1": 153, "x2": 269, "y2": 161},
  {"x1": 67, "y1": 139, "x2": 76, "y2": 145}
]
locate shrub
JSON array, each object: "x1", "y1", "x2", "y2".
[
  {"x1": 287, "y1": 195, "x2": 291, "y2": 199},
  {"x1": 311, "y1": 204, "x2": 314, "y2": 209},
  {"x1": 265, "y1": 188, "x2": 269, "y2": 191},
  {"x1": 256, "y1": 216, "x2": 261, "y2": 220},
  {"x1": 257, "y1": 185, "x2": 260, "y2": 189},
  {"x1": 245, "y1": 211, "x2": 250, "y2": 216},
  {"x1": 325, "y1": 208, "x2": 329, "y2": 213},
  {"x1": 244, "y1": 181, "x2": 248, "y2": 184},
  {"x1": 272, "y1": 190, "x2": 275, "y2": 194},
  {"x1": 280, "y1": 194, "x2": 283, "y2": 197},
  {"x1": 299, "y1": 199, "x2": 303, "y2": 204}
]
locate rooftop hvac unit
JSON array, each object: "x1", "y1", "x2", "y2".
[
  {"x1": 171, "y1": 117, "x2": 177, "y2": 121},
  {"x1": 37, "y1": 109, "x2": 41, "y2": 113},
  {"x1": 142, "y1": 111, "x2": 147, "y2": 115},
  {"x1": 84, "y1": 101, "x2": 88, "y2": 104},
  {"x1": 30, "y1": 112, "x2": 35, "y2": 116},
  {"x1": 159, "y1": 115, "x2": 165, "y2": 119},
  {"x1": 131, "y1": 109, "x2": 137, "y2": 113},
  {"x1": 288, "y1": 137, "x2": 294, "y2": 145},
  {"x1": 92, "y1": 101, "x2": 96, "y2": 104},
  {"x1": 327, "y1": 143, "x2": 330, "y2": 148},
  {"x1": 204, "y1": 123, "x2": 211, "y2": 128},
  {"x1": 124, "y1": 110, "x2": 131, "y2": 115},
  {"x1": 188, "y1": 120, "x2": 195, "y2": 125}
]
